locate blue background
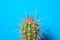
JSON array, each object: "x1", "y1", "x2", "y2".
[{"x1": 0, "y1": 0, "x2": 60, "y2": 40}]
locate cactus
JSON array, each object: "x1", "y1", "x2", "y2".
[{"x1": 22, "y1": 17, "x2": 39, "y2": 40}]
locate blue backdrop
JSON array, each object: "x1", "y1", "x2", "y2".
[{"x1": 0, "y1": 0, "x2": 60, "y2": 40}]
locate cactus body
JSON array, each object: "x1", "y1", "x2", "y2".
[{"x1": 22, "y1": 17, "x2": 39, "y2": 40}]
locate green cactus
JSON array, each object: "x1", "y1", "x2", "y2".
[{"x1": 22, "y1": 17, "x2": 39, "y2": 40}]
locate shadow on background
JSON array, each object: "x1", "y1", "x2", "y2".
[
  {"x1": 38, "y1": 31, "x2": 53, "y2": 40},
  {"x1": 38, "y1": 25, "x2": 53, "y2": 40},
  {"x1": 41, "y1": 33, "x2": 53, "y2": 40}
]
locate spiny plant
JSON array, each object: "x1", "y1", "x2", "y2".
[
  {"x1": 22, "y1": 17, "x2": 39, "y2": 40},
  {"x1": 21, "y1": 11, "x2": 49, "y2": 40}
]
